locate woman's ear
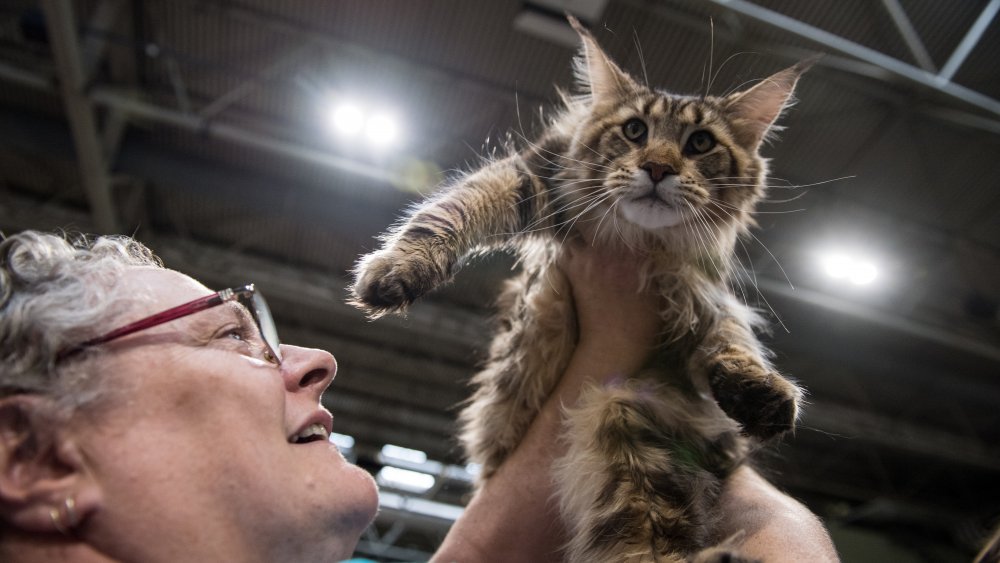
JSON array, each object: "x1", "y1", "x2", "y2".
[{"x1": 0, "y1": 396, "x2": 101, "y2": 534}]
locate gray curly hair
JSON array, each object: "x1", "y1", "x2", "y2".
[{"x1": 0, "y1": 230, "x2": 163, "y2": 411}]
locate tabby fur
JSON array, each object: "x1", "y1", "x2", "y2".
[{"x1": 352, "y1": 17, "x2": 810, "y2": 562}]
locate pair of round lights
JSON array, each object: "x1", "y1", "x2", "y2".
[{"x1": 328, "y1": 103, "x2": 400, "y2": 148}]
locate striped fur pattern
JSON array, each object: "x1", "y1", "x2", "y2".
[
  {"x1": 352, "y1": 17, "x2": 809, "y2": 561},
  {"x1": 555, "y1": 378, "x2": 749, "y2": 563}
]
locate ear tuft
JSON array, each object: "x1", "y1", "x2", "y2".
[
  {"x1": 724, "y1": 57, "x2": 819, "y2": 148},
  {"x1": 568, "y1": 16, "x2": 638, "y2": 104}
]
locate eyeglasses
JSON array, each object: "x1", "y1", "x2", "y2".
[{"x1": 57, "y1": 284, "x2": 282, "y2": 365}]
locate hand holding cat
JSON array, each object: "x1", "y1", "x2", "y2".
[{"x1": 559, "y1": 239, "x2": 661, "y2": 382}]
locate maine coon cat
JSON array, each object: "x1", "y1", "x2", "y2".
[{"x1": 352, "y1": 17, "x2": 810, "y2": 562}]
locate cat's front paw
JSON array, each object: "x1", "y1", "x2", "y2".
[
  {"x1": 708, "y1": 351, "x2": 801, "y2": 440},
  {"x1": 351, "y1": 248, "x2": 449, "y2": 316}
]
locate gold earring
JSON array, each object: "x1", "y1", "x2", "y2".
[
  {"x1": 49, "y1": 497, "x2": 77, "y2": 536},
  {"x1": 64, "y1": 497, "x2": 78, "y2": 527}
]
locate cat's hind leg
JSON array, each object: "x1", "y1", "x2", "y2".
[{"x1": 555, "y1": 379, "x2": 746, "y2": 563}]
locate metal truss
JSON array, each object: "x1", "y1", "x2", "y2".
[{"x1": 705, "y1": 0, "x2": 1000, "y2": 118}]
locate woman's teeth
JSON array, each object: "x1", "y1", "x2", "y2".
[{"x1": 291, "y1": 423, "x2": 329, "y2": 444}]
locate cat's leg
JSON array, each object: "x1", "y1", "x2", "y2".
[
  {"x1": 351, "y1": 153, "x2": 557, "y2": 316},
  {"x1": 695, "y1": 295, "x2": 803, "y2": 439},
  {"x1": 459, "y1": 266, "x2": 577, "y2": 479},
  {"x1": 555, "y1": 379, "x2": 743, "y2": 563}
]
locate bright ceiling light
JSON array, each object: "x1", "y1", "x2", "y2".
[
  {"x1": 328, "y1": 432, "x2": 355, "y2": 450},
  {"x1": 376, "y1": 466, "x2": 436, "y2": 494},
  {"x1": 820, "y1": 250, "x2": 879, "y2": 286},
  {"x1": 330, "y1": 103, "x2": 364, "y2": 135},
  {"x1": 380, "y1": 443, "x2": 427, "y2": 464},
  {"x1": 822, "y1": 253, "x2": 852, "y2": 280},
  {"x1": 324, "y1": 100, "x2": 403, "y2": 148},
  {"x1": 848, "y1": 261, "x2": 878, "y2": 285},
  {"x1": 365, "y1": 112, "x2": 400, "y2": 147}
]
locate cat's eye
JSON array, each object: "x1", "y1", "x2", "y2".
[
  {"x1": 684, "y1": 130, "x2": 716, "y2": 155},
  {"x1": 622, "y1": 118, "x2": 648, "y2": 142}
]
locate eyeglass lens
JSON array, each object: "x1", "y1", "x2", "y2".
[{"x1": 238, "y1": 291, "x2": 282, "y2": 363}]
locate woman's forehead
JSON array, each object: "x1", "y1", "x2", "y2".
[{"x1": 120, "y1": 267, "x2": 212, "y2": 314}]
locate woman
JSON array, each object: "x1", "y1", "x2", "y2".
[
  {"x1": 0, "y1": 230, "x2": 837, "y2": 561},
  {"x1": 0, "y1": 231, "x2": 378, "y2": 561}
]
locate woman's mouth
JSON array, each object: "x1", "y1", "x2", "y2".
[{"x1": 290, "y1": 422, "x2": 330, "y2": 444}]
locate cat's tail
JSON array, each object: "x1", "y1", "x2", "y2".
[{"x1": 554, "y1": 378, "x2": 746, "y2": 563}]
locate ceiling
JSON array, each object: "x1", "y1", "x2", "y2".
[{"x1": 0, "y1": 0, "x2": 998, "y2": 560}]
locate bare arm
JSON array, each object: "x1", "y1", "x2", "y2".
[{"x1": 718, "y1": 466, "x2": 840, "y2": 562}]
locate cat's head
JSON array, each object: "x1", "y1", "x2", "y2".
[{"x1": 562, "y1": 17, "x2": 812, "y2": 253}]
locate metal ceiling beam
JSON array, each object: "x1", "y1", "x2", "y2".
[
  {"x1": 0, "y1": 61, "x2": 51, "y2": 90},
  {"x1": 0, "y1": 61, "x2": 406, "y2": 190},
  {"x1": 80, "y1": 0, "x2": 126, "y2": 83},
  {"x1": 707, "y1": 0, "x2": 1000, "y2": 117},
  {"x1": 89, "y1": 87, "x2": 402, "y2": 187},
  {"x1": 40, "y1": 0, "x2": 119, "y2": 233},
  {"x1": 92, "y1": 0, "x2": 137, "y2": 165},
  {"x1": 879, "y1": 0, "x2": 936, "y2": 72},
  {"x1": 199, "y1": 42, "x2": 315, "y2": 121},
  {"x1": 939, "y1": 0, "x2": 1000, "y2": 82},
  {"x1": 627, "y1": 0, "x2": 1000, "y2": 135}
]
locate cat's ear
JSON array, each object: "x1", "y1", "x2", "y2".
[
  {"x1": 723, "y1": 57, "x2": 818, "y2": 148},
  {"x1": 568, "y1": 15, "x2": 638, "y2": 104}
]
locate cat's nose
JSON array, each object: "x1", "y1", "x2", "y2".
[{"x1": 641, "y1": 162, "x2": 677, "y2": 183}]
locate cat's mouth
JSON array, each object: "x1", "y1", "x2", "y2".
[
  {"x1": 631, "y1": 189, "x2": 674, "y2": 209},
  {"x1": 620, "y1": 189, "x2": 686, "y2": 229}
]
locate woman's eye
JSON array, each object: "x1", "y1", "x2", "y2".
[
  {"x1": 622, "y1": 118, "x2": 648, "y2": 142},
  {"x1": 217, "y1": 324, "x2": 252, "y2": 343},
  {"x1": 684, "y1": 130, "x2": 716, "y2": 155},
  {"x1": 225, "y1": 329, "x2": 245, "y2": 341}
]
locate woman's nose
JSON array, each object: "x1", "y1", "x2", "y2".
[{"x1": 278, "y1": 344, "x2": 337, "y2": 396}]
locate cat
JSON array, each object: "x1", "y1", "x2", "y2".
[{"x1": 351, "y1": 16, "x2": 810, "y2": 562}]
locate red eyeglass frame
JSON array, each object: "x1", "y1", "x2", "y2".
[{"x1": 56, "y1": 284, "x2": 282, "y2": 364}]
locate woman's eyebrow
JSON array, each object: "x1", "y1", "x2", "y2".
[
  {"x1": 188, "y1": 302, "x2": 246, "y2": 332},
  {"x1": 222, "y1": 301, "x2": 256, "y2": 325}
]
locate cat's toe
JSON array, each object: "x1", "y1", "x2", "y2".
[{"x1": 709, "y1": 363, "x2": 800, "y2": 440}]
